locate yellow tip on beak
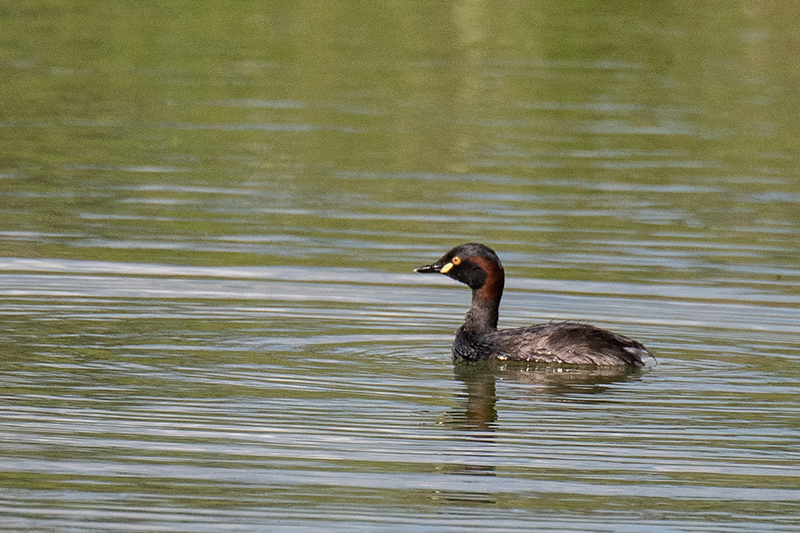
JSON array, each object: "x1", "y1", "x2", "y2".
[{"x1": 440, "y1": 262, "x2": 454, "y2": 274}]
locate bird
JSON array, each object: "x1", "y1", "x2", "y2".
[{"x1": 415, "y1": 243, "x2": 651, "y2": 366}]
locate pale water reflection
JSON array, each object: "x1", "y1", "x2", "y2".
[{"x1": 1, "y1": 258, "x2": 798, "y2": 531}]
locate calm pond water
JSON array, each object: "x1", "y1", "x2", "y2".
[{"x1": 1, "y1": 1, "x2": 799, "y2": 531}]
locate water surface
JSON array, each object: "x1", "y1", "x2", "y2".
[{"x1": 1, "y1": 1, "x2": 799, "y2": 531}]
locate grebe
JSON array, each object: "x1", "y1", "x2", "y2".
[{"x1": 415, "y1": 243, "x2": 650, "y2": 366}]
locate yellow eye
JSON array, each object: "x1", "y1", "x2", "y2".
[{"x1": 452, "y1": 256, "x2": 461, "y2": 265}]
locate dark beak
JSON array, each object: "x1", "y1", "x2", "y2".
[{"x1": 414, "y1": 262, "x2": 442, "y2": 274}]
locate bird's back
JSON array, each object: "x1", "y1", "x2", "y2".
[{"x1": 455, "y1": 321, "x2": 649, "y2": 366}]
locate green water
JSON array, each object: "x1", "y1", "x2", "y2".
[{"x1": 1, "y1": 1, "x2": 799, "y2": 531}]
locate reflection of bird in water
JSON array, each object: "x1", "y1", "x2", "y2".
[
  {"x1": 416, "y1": 243, "x2": 653, "y2": 366},
  {"x1": 450, "y1": 361, "x2": 644, "y2": 431},
  {"x1": 434, "y1": 362, "x2": 643, "y2": 487}
]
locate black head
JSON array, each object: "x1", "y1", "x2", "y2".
[{"x1": 414, "y1": 243, "x2": 504, "y2": 290}]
